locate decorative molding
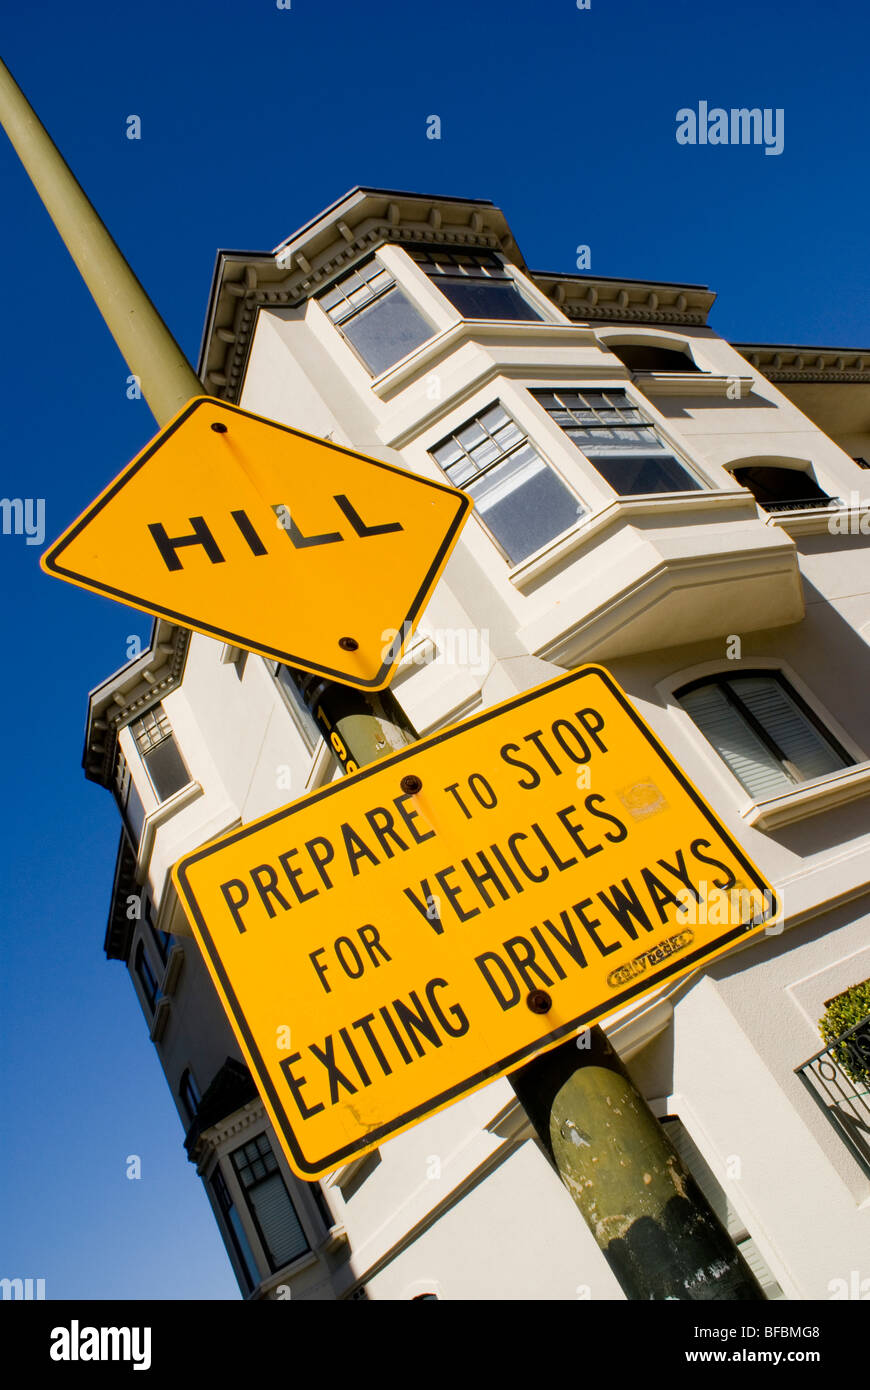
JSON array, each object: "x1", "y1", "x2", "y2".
[
  {"x1": 84, "y1": 622, "x2": 191, "y2": 787},
  {"x1": 508, "y1": 490, "x2": 762, "y2": 592},
  {"x1": 741, "y1": 761, "x2": 870, "y2": 831},
  {"x1": 136, "y1": 782, "x2": 204, "y2": 879},
  {"x1": 606, "y1": 998, "x2": 675, "y2": 1061},
  {"x1": 767, "y1": 502, "x2": 865, "y2": 537},
  {"x1": 371, "y1": 320, "x2": 597, "y2": 403},
  {"x1": 197, "y1": 189, "x2": 718, "y2": 405},
  {"x1": 193, "y1": 1099, "x2": 266, "y2": 1175},
  {"x1": 525, "y1": 546, "x2": 803, "y2": 667},
  {"x1": 735, "y1": 344, "x2": 870, "y2": 385},
  {"x1": 630, "y1": 372, "x2": 754, "y2": 397}
]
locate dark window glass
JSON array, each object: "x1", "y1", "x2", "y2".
[
  {"x1": 733, "y1": 466, "x2": 836, "y2": 513},
  {"x1": 319, "y1": 258, "x2": 432, "y2": 375},
  {"x1": 339, "y1": 289, "x2": 433, "y2": 374},
  {"x1": 431, "y1": 403, "x2": 584, "y2": 564},
  {"x1": 211, "y1": 1167, "x2": 258, "y2": 1294},
  {"x1": 130, "y1": 706, "x2": 191, "y2": 801},
  {"x1": 179, "y1": 1068, "x2": 200, "y2": 1122},
  {"x1": 676, "y1": 672, "x2": 852, "y2": 799},
  {"x1": 134, "y1": 940, "x2": 159, "y2": 1013},
  {"x1": 113, "y1": 749, "x2": 146, "y2": 843},
  {"x1": 435, "y1": 279, "x2": 542, "y2": 320},
  {"x1": 308, "y1": 1181, "x2": 334, "y2": 1233},
  {"x1": 607, "y1": 343, "x2": 701, "y2": 373},
  {"x1": 144, "y1": 900, "x2": 171, "y2": 964},
  {"x1": 532, "y1": 387, "x2": 700, "y2": 495},
  {"x1": 408, "y1": 245, "x2": 542, "y2": 322},
  {"x1": 141, "y1": 739, "x2": 189, "y2": 800},
  {"x1": 230, "y1": 1134, "x2": 309, "y2": 1272}
]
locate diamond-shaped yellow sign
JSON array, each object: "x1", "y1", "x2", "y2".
[{"x1": 41, "y1": 397, "x2": 472, "y2": 689}]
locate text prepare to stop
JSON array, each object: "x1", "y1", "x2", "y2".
[{"x1": 173, "y1": 667, "x2": 777, "y2": 1177}]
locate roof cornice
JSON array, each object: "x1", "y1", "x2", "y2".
[
  {"x1": 735, "y1": 343, "x2": 870, "y2": 384},
  {"x1": 83, "y1": 619, "x2": 191, "y2": 787},
  {"x1": 196, "y1": 188, "x2": 717, "y2": 403}
]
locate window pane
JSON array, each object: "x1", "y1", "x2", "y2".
[
  {"x1": 535, "y1": 388, "x2": 700, "y2": 495},
  {"x1": 679, "y1": 684, "x2": 792, "y2": 798},
  {"x1": 124, "y1": 780, "x2": 146, "y2": 843},
  {"x1": 340, "y1": 288, "x2": 432, "y2": 375},
  {"x1": 274, "y1": 665, "x2": 320, "y2": 749},
  {"x1": 608, "y1": 343, "x2": 701, "y2": 373},
  {"x1": 436, "y1": 280, "x2": 542, "y2": 321},
  {"x1": 468, "y1": 449, "x2": 584, "y2": 564},
  {"x1": 247, "y1": 1172, "x2": 309, "y2": 1269},
  {"x1": 135, "y1": 942, "x2": 159, "y2": 1012},
  {"x1": 584, "y1": 451, "x2": 700, "y2": 496},
  {"x1": 143, "y1": 737, "x2": 190, "y2": 801},
  {"x1": 729, "y1": 678, "x2": 849, "y2": 782},
  {"x1": 733, "y1": 467, "x2": 832, "y2": 510}
]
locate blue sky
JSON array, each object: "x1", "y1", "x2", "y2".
[{"x1": 1, "y1": 0, "x2": 868, "y2": 1299}]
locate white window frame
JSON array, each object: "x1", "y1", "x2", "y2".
[
  {"x1": 403, "y1": 243, "x2": 558, "y2": 327},
  {"x1": 314, "y1": 251, "x2": 438, "y2": 379},
  {"x1": 428, "y1": 397, "x2": 589, "y2": 565},
  {"x1": 656, "y1": 657, "x2": 870, "y2": 828},
  {"x1": 527, "y1": 383, "x2": 711, "y2": 498}
]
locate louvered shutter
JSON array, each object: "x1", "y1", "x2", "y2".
[
  {"x1": 679, "y1": 684, "x2": 792, "y2": 798},
  {"x1": 732, "y1": 678, "x2": 848, "y2": 782},
  {"x1": 247, "y1": 1172, "x2": 309, "y2": 1269},
  {"x1": 661, "y1": 1117, "x2": 784, "y2": 1300}
]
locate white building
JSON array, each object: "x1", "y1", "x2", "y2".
[{"x1": 84, "y1": 188, "x2": 870, "y2": 1300}]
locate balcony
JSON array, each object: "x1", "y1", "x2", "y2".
[{"x1": 795, "y1": 1017, "x2": 870, "y2": 1178}]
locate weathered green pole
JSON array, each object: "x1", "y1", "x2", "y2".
[
  {"x1": 1, "y1": 53, "x2": 764, "y2": 1300},
  {"x1": 286, "y1": 672, "x2": 763, "y2": 1300},
  {"x1": 0, "y1": 56, "x2": 202, "y2": 422},
  {"x1": 510, "y1": 1028, "x2": 763, "y2": 1299}
]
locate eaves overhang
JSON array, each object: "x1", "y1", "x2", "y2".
[
  {"x1": 196, "y1": 186, "x2": 719, "y2": 406},
  {"x1": 83, "y1": 619, "x2": 191, "y2": 788},
  {"x1": 735, "y1": 342, "x2": 870, "y2": 384}
]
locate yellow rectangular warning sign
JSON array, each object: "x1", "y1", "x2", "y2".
[{"x1": 172, "y1": 666, "x2": 778, "y2": 1179}]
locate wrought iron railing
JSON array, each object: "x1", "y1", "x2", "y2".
[
  {"x1": 795, "y1": 1015, "x2": 870, "y2": 1178},
  {"x1": 762, "y1": 495, "x2": 842, "y2": 513}
]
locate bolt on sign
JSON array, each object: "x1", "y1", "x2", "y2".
[
  {"x1": 40, "y1": 398, "x2": 471, "y2": 690},
  {"x1": 172, "y1": 666, "x2": 779, "y2": 1179}
]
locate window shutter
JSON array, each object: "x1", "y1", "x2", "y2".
[
  {"x1": 732, "y1": 678, "x2": 847, "y2": 782},
  {"x1": 679, "y1": 684, "x2": 792, "y2": 798},
  {"x1": 248, "y1": 1173, "x2": 309, "y2": 1268},
  {"x1": 661, "y1": 1118, "x2": 784, "y2": 1300}
]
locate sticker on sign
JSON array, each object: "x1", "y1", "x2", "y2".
[{"x1": 172, "y1": 666, "x2": 778, "y2": 1179}]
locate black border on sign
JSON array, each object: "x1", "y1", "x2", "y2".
[
  {"x1": 175, "y1": 666, "x2": 779, "y2": 1177},
  {"x1": 40, "y1": 398, "x2": 472, "y2": 690}
]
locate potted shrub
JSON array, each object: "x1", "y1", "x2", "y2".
[{"x1": 819, "y1": 980, "x2": 870, "y2": 1086}]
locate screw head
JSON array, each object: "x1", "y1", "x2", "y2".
[
  {"x1": 400, "y1": 774, "x2": 422, "y2": 795},
  {"x1": 526, "y1": 989, "x2": 552, "y2": 1015},
  {"x1": 210, "y1": 422, "x2": 228, "y2": 433},
  {"x1": 338, "y1": 636, "x2": 359, "y2": 651}
]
